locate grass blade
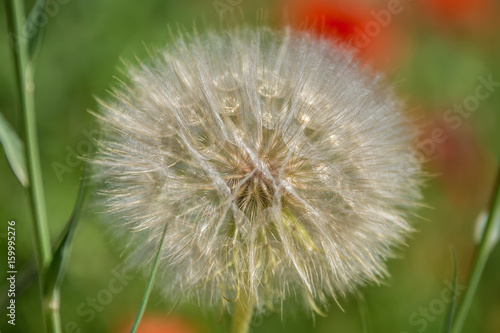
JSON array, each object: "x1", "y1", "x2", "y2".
[
  {"x1": 442, "y1": 248, "x2": 457, "y2": 333},
  {"x1": 0, "y1": 111, "x2": 29, "y2": 187},
  {"x1": 45, "y1": 166, "x2": 88, "y2": 297},
  {"x1": 44, "y1": 166, "x2": 88, "y2": 333},
  {"x1": 129, "y1": 224, "x2": 168, "y2": 333},
  {"x1": 451, "y1": 165, "x2": 500, "y2": 333},
  {"x1": 357, "y1": 293, "x2": 372, "y2": 333}
]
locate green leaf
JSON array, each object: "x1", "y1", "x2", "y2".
[
  {"x1": 44, "y1": 166, "x2": 88, "y2": 298},
  {"x1": 443, "y1": 248, "x2": 457, "y2": 333},
  {"x1": 26, "y1": 0, "x2": 48, "y2": 60},
  {"x1": 0, "y1": 112, "x2": 29, "y2": 187}
]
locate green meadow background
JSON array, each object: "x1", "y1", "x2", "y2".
[{"x1": 0, "y1": 0, "x2": 499, "y2": 332}]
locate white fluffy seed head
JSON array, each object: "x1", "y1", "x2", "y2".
[{"x1": 92, "y1": 26, "x2": 422, "y2": 312}]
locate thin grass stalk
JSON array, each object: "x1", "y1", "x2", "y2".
[{"x1": 129, "y1": 224, "x2": 169, "y2": 333}]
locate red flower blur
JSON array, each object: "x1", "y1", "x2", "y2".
[
  {"x1": 281, "y1": 0, "x2": 411, "y2": 70},
  {"x1": 115, "y1": 316, "x2": 199, "y2": 333}
]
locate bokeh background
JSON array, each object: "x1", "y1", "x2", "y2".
[{"x1": 1, "y1": 0, "x2": 500, "y2": 332}]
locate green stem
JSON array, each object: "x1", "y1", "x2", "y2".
[
  {"x1": 231, "y1": 290, "x2": 255, "y2": 333},
  {"x1": 5, "y1": 0, "x2": 55, "y2": 332},
  {"x1": 129, "y1": 224, "x2": 168, "y2": 333},
  {"x1": 451, "y1": 166, "x2": 500, "y2": 333},
  {"x1": 6, "y1": 0, "x2": 51, "y2": 270},
  {"x1": 45, "y1": 290, "x2": 62, "y2": 333}
]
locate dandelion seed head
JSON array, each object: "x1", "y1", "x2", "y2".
[{"x1": 93, "y1": 26, "x2": 422, "y2": 312}]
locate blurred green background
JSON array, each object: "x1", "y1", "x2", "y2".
[{"x1": 1, "y1": 0, "x2": 499, "y2": 332}]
